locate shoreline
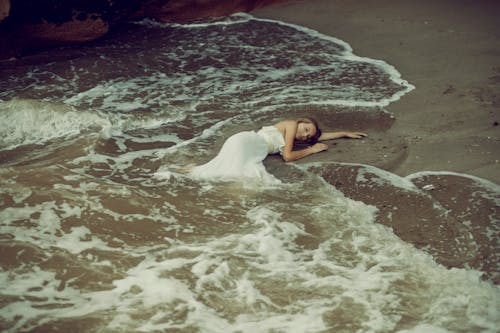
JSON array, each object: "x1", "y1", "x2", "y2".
[{"x1": 252, "y1": 0, "x2": 500, "y2": 184}]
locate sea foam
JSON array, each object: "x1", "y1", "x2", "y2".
[{"x1": 0, "y1": 99, "x2": 110, "y2": 150}]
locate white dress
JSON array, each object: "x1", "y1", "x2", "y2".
[{"x1": 190, "y1": 126, "x2": 285, "y2": 182}]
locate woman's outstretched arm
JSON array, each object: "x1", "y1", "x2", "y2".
[{"x1": 318, "y1": 131, "x2": 367, "y2": 141}]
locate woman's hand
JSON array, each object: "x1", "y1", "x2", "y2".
[
  {"x1": 344, "y1": 131, "x2": 367, "y2": 139},
  {"x1": 310, "y1": 142, "x2": 328, "y2": 153}
]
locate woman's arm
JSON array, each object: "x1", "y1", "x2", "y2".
[
  {"x1": 280, "y1": 121, "x2": 328, "y2": 162},
  {"x1": 318, "y1": 131, "x2": 367, "y2": 141}
]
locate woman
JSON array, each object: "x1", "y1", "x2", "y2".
[{"x1": 189, "y1": 117, "x2": 366, "y2": 181}]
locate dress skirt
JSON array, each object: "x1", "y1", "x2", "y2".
[{"x1": 190, "y1": 131, "x2": 278, "y2": 183}]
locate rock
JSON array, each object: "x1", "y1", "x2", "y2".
[
  {"x1": 19, "y1": 16, "x2": 109, "y2": 44},
  {"x1": 0, "y1": 0, "x2": 286, "y2": 59},
  {"x1": 0, "y1": 0, "x2": 9, "y2": 22},
  {"x1": 138, "y1": 0, "x2": 284, "y2": 22}
]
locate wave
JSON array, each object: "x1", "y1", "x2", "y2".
[
  {"x1": 0, "y1": 99, "x2": 111, "y2": 150},
  {"x1": 304, "y1": 162, "x2": 500, "y2": 283}
]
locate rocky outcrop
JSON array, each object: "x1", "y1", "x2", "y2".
[
  {"x1": 138, "y1": 0, "x2": 283, "y2": 22},
  {"x1": 17, "y1": 15, "x2": 109, "y2": 45},
  {"x1": 0, "y1": 0, "x2": 286, "y2": 59},
  {"x1": 0, "y1": 0, "x2": 9, "y2": 22}
]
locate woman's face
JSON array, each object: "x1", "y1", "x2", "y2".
[{"x1": 296, "y1": 122, "x2": 317, "y2": 142}]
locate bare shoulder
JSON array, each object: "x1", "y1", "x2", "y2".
[{"x1": 274, "y1": 120, "x2": 297, "y2": 131}]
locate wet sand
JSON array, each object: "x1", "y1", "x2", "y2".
[
  {"x1": 253, "y1": 0, "x2": 499, "y2": 283},
  {"x1": 253, "y1": 0, "x2": 500, "y2": 184}
]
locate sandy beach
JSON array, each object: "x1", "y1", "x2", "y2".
[
  {"x1": 253, "y1": 0, "x2": 500, "y2": 184},
  {"x1": 1, "y1": 2, "x2": 499, "y2": 330}
]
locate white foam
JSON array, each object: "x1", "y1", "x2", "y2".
[
  {"x1": 2, "y1": 187, "x2": 499, "y2": 332},
  {"x1": 247, "y1": 13, "x2": 415, "y2": 107},
  {"x1": 303, "y1": 162, "x2": 420, "y2": 192},
  {"x1": 238, "y1": 207, "x2": 307, "y2": 266},
  {"x1": 419, "y1": 268, "x2": 500, "y2": 332},
  {"x1": 232, "y1": 309, "x2": 328, "y2": 333},
  {"x1": 406, "y1": 171, "x2": 500, "y2": 221},
  {"x1": 0, "y1": 99, "x2": 110, "y2": 150},
  {"x1": 0, "y1": 176, "x2": 33, "y2": 203},
  {"x1": 131, "y1": 13, "x2": 414, "y2": 110},
  {"x1": 396, "y1": 324, "x2": 452, "y2": 333},
  {"x1": 354, "y1": 163, "x2": 420, "y2": 191},
  {"x1": 235, "y1": 272, "x2": 275, "y2": 307},
  {"x1": 3, "y1": 12, "x2": 499, "y2": 333},
  {"x1": 134, "y1": 13, "x2": 252, "y2": 29},
  {"x1": 0, "y1": 200, "x2": 110, "y2": 255},
  {"x1": 406, "y1": 170, "x2": 500, "y2": 193}
]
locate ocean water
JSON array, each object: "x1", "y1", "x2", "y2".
[{"x1": 0, "y1": 13, "x2": 498, "y2": 333}]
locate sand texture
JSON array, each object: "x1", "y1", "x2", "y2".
[{"x1": 253, "y1": 0, "x2": 500, "y2": 184}]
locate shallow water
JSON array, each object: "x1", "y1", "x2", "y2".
[{"x1": 0, "y1": 13, "x2": 498, "y2": 333}]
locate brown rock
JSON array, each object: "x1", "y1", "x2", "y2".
[
  {"x1": 139, "y1": 0, "x2": 286, "y2": 22},
  {"x1": 0, "y1": 0, "x2": 9, "y2": 22},
  {"x1": 20, "y1": 16, "x2": 109, "y2": 45},
  {"x1": 0, "y1": 0, "x2": 287, "y2": 58}
]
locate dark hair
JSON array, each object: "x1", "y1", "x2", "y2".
[{"x1": 296, "y1": 117, "x2": 322, "y2": 144}]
